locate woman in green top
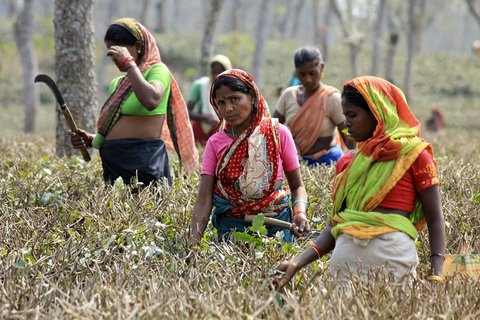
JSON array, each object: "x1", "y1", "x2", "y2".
[{"x1": 70, "y1": 18, "x2": 198, "y2": 186}]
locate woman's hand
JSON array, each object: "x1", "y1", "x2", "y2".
[
  {"x1": 272, "y1": 259, "x2": 300, "y2": 290},
  {"x1": 107, "y1": 45, "x2": 135, "y2": 72},
  {"x1": 290, "y1": 212, "x2": 309, "y2": 237},
  {"x1": 68, "y1": 129, "x2": 93, "y2": 149}
]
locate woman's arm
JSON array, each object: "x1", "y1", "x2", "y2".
[
  {"x1": 107, "y1": 45, "x2": 164, "y2": 110},
  {"x1": 419, "y1": 184, "x2": 445, "y2": 277},
  {"x1": 189, "y1": 174, "x2": 215, "y2": 247},
  {"x1": 275, "y1": 222, "x2": 336, "y2": 290},
  {"x1": 284, "y1": 167, "x2": 309, "y2": 235},
  {"x1": 69, "y1": 129, "x2": 95, "y2": 149},
  {"x1": 125, "y1": 61, "x2": 164, "y2": 110},
  {"x1": 187, "y1": 100, "x2": 217, "y2": 123}
]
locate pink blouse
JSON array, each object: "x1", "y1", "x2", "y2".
[{"x1": 201, "y1": 124, "x2": 300, "y2": 180}]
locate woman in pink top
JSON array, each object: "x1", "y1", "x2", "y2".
[{"x1": 189, "y1": 69, "x2": 309, "y2": 247}]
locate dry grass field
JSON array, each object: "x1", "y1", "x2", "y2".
[{"x1": 1, "y1": 37, "x2": 479, "y2": 318}]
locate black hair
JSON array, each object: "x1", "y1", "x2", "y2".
[
  {"x1": 104, "y1": 24, "x2": 137, "y2": 46},
  {"x1": 341, "y1": 85, "x2": 370, "y2": 112},
  {"x1": 294, "y1": 46, "x2": 323, "y2": 68},
  {"x1": 212, "y1": 76, "x2": 251, "y2": 96},
  {"x1": 210, "y1": 61, "x2": 227, "y2": 72}
]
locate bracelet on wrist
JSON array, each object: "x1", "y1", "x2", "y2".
[
  {"x1": 292, "y1": 199, "x2": 308, "y2": 209},
  {"x1": 310, "y1": 243, "x2": 323, "y2": 259},
  {"x1": 292, "y1": 210, "x2": 305, "y2": 218},
  {"x1": 120, "y1": 56, "x2": 134, "y2": 67},
  {"x1": 426, "y1": 275, "x2": 445, "y2": 283},
  {"x1": 126, "y1": 64, "x2": 138, "y2": 71},
  {"x1": 430, "y1": 253, "x2": 445, "y2": 261}
]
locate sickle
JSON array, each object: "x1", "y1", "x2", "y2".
[{"x1": 34, "y1": 74, "x2": 91, "y2": 161}]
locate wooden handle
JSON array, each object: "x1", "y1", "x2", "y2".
[
  {"x1": 244, "y1": 214, "x2": 292, "y2": 229},
  {"x1": 62, "y1": 106, "x2": 91, "y2": 162}
]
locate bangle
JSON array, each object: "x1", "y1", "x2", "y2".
[
  {"x1": 126, "y1": 64, "x2": 138, "y2": 71},
  {"x1": 430, "y1": 253, "x2": 445, "y2": 261},
  {"x1": 426, "y1": 275, "x2": 445, "y2": 283},
  {"x1": 292, "y1": 210, "x2": 305, "y2": 218},
  {"x1": 120, "y1": 56, "x2": 134, "y2": 67},
  {"x1": 292, "y1": 199, "x2": 308, "y2": 208},
  {"x1": 310, "y1": 243, "x2": 323, "y2": 259}
]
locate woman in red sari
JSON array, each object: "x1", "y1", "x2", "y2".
[{"x1": 189, "y1": 69, "x2": 309, "y2": 247}]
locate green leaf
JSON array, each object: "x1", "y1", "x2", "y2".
[
  {"x1": 252, "y1": 214, "x2": 265, "y2": 229},
  {"x1": 234, "y1": 231, "x2": 254, "y2": 242}
]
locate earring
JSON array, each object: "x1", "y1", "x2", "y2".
[{"x1": 137, "y1": 50, "x2": 141, "y2": 54}]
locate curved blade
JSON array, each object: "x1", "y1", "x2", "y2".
[{"x1": 34, "y1": 74, "x2": 66, "y2": 107}]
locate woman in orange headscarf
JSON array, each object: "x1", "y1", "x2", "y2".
[
  {"x1": 70, "y1": 18, "x2": 198, "y2": 186},
  {"x1": 274, "y1": 76, "x2": 445, "y2": 289}
]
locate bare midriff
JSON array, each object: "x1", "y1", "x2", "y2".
[
  {"x1": 106, "y1": 115, "x2": 165, "y2": 140},
  {"x1": 303, "y1": 136, "x2": 336, "y2": 156},
  {"x1": 374, "y1": 206, "x2": 410, "y2": 218}
]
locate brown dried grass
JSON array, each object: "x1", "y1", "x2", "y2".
[{"x1": 0, "y1": 126, "x2": 479, "y2": 319}]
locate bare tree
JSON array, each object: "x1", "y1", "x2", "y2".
[
  {"x1": 465, "y1": 0, "x2": 480, "y2": 28},
  {"x1": 171, "y1": 0, "x2": 182, "y2": 32},
  {"x1": 370, "y1": 0, "x2": 387, "y2": 76},
  {"x1": 199, "y1": 0, "x2": 224, "y2": 76},
  {"x1": 384, "y1": 12, "x2": 400, "y2": 83},
  {"x1": 312, "y1": 0, "x2": 320, "y2": 45},
  {"x1": 154, "y1": 0, "x2": 166, "y2": 33},
  {"x1": 280, "y1": 0, "x2": 295, "y2": 40},
  {"x1": 13, "y1": 0, "x2": 39, "y2": 133},
  {"x1": 139, "y1": 0, "x2": 152, "y2": 26},
  {"x1": 225, "y1": 0, "x2": 245, "y2": 33},
  {"x1": 289, "y1": 0, "x2": 305, "y2": 39},
  {"x1": 252, "y1": 0, "x2": 272, "y2": 86},
  {"x1": 404, "y1": 0, "x2": 427, "y2": 100},
  {"x1": 331, "y1": 0, "x2": 363, "y2": 77},
  {"x1": 97, "y1": 0, "x2": 117, "y2": 97},
  {"x1": 54, "y1": 0, "x2": 97, "y2": 157},
  {"x1": 317, "y1": 0, "x2": 334, "y2": 61}
]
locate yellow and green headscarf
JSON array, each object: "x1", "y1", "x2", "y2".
[{"x1": 331, "y1": 76, "x2": 436, "y2": 240}]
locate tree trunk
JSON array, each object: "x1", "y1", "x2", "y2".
[
  {"x1": 312, "y1": 0, "x2": 320, "y2": 45},
  {"x1": 319, "y1": 0, "x2": 333, "y2": 61},
  {"x1": 54, "y1": 0, "x2": 97, "y2": 158},
  {"x1": 281, "y1": 0, "x2": 294, "y2": 40},
  {"x1": 252, "y1": 0, "x2": 272, "y2": 86},
  {"x1": 404, "y1": 0, "x2": 426, "y2": 100},
  {"x1": 97, "y1": 0, "x2": 117, "y2": 98},
  {"x1": 13, "y1": 0, "x2": 39, "y2": 133},
  {"x1": 465, "y1": 0, "x2": 480, "y2": 28},
  {"x1": 331, "y1": 0, "x2": 362, "y2": 78},
  {"x1": 199, "y1": 0, "x2": 224, "y2": 76},
  {"x1": 370, "y1": 0, "x2": 386, "y2": 76},
  {"x1": 289, "y1": 0, "x2": 305, "y2": 39},
  {"x1": 225, "y1": 0, "x2": 245, "y2": 33},
  {"x1": 384, "y1": 12, "x2": 399, "y2": 84},
  {"x1": 154, "y1": 0, "x2": 166, "y2": 33},
  {"x1": 139, "y1": 0, "x2": 151, "y2": 26},
  {"x1": 172, "y1": 0, "x2": 182, "y2": 32}
]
